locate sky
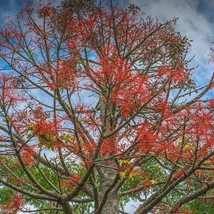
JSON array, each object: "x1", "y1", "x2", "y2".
[
  {"x1": 127, "y1": 0, "x2": 214, "y2": 86},
  {"x1": 0, "y1": 0, "x2": 214, "y2": 213},
  {"x1": 1, "y1": 0, "x2": 214, "y2": 85}
]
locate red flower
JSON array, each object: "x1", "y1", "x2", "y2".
[
  {"x1": 21, "y1": 146, "x2": 35, "y2": 165},
  {"x1": 2, "y1": 194, "x2": 23, "y2": 214}
]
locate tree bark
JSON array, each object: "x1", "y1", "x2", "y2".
[
  {"x1": 97, "y1": 164, "x2": 120, "y2": 214},
  {"x1": 60, "y1": 201, "x2": 73, "y2": 214},
  {"x1": 97, "y1": 97, "x2": 120, "y2": 213},
  {"x1": 100, "y1": 191, "x2": 120, "y2": 214}
]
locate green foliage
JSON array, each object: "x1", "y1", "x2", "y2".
[
  {"x1": 189, "y1": 199, "x2": 214, "y2": 214},
  {"x1": 0, "y1": 188, "x2": 13, "y2": 204}
]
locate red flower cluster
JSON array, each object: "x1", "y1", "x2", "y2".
[{"x1": 2, "y1": 194, "x2": 23, "y2": 214}]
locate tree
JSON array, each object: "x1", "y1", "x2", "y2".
[{"x1": 0, "y1": 0, "x2": 213, "y2": 213}]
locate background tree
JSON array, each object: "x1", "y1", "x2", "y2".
[{"x1": 0, "y1": 0, "x2": 213, "y2": 213}]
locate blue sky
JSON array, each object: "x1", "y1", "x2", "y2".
[
  {"x1": 1, "y1": 0, "x2": 214, "y2": 86},
  {"x1": 133, "y1": 0, "x2": 214, "y2": 101},
  {"x1": 129, "y1": 0, "x2": 214, "y2": 86}
]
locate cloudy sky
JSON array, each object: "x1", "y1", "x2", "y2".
[
  {"x1": 127, "y1": 0, "x2": 214, "y2": 86},
  {"x1": 1, "y1": 0, "x2": 214, "y2": 85}
]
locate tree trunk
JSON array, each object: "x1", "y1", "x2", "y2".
[
  {"x1": 97, "y1": 99, "x2": 120, "y2": 213},
  {"x1": 98, "y1": 163, "x2": 120, "y2": 214},
  {"x1": 100, "y1": 191, "x2": 120, "y2": 214},
  {"x1": 60, "y1": 201, "x2": 73, "y2": 214}
]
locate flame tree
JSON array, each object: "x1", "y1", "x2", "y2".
[{"x1": 0, "y1": 1, "x2": 213, "y2": 213}]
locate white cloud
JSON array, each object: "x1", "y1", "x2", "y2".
[
  {"x1": 0, "y1": 0, "x2": 63, "y2": 20},
  {"x1": 128, "y1": 0, "x2": 214, "y2": 84},
  {"x1": 1, "y1": 0, "x2": 214, "y2": 84}
]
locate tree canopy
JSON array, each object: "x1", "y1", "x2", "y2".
[{"x1": 0, "y1": 0, "x2": 213, "y2": 213}]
